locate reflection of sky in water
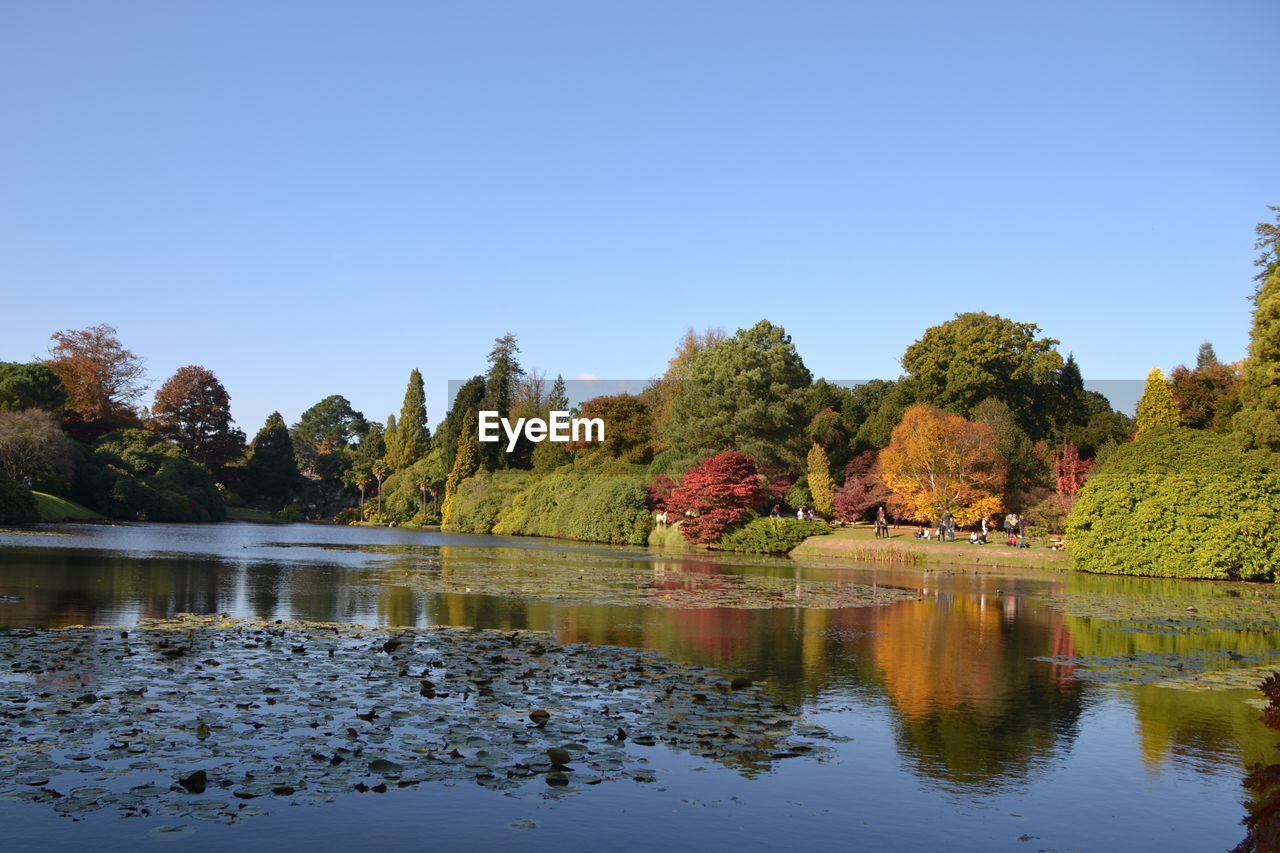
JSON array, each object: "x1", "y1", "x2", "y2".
[{"x1": 0, "y1": 521, "x2": 1273, "y2": 851}]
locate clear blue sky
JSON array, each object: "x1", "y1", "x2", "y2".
[{"x1": 3, "y1": 1, "x2": 1276, "y2": 434}]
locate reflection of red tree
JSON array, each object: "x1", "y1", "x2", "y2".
[{"x1": 1048, "y1": 620, "x2": 1078, "y2": 689}]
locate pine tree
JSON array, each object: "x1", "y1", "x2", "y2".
[
  {"x1": 806, "y1": 443, "x2": 835, "y2": 518},
  {"x1": 1135, "y1": 368, "x2": 1181, "y2": 436},
  {"x1": 388, "y1": 369, "x2": 430, "y2": 469},
  {"x1": 1234, "y1": 268, "x2": 1280, "y2": 456},
  {"x1": 441, "y1": 409, "x2": 481, "y2": 527},
  {"x1": 547, "y1": 374, "x2": 569, "y2": 413},
  {"x1": 244, "y1": 411, "x2": 299, "y2": 510}
]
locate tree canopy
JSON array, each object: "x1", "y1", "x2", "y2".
[
  {"x1": 879, "y1": 404, "x2": 1005, "y2": 525},
  {"x1": 664, "y1": 320, "x2": 812, "y2": 468},
  {"x1": 44, "y1": 324, "x2": 146, "y2": 423},
  {"x1": 148, "y1": 365, "x2": 246, "y2": 474},
  {"x1": 0, "y1": 362, "x2": 67, "y2": 413},
  {"x1": 244, "y1": 411, "x2": 298, "y2": 509},
  {"x1": 901, "y1": 312, "x2": 1066, "y2": 439},
  {"x1": 387, "y1": 368, "x2": 430, "y2": 469}
]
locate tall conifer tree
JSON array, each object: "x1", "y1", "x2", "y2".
[
  {"x1": 244, "y1": 411, "x2": 299, "y2": 509},
  {"x1": 388, "y1": 369, "x2": 430, "y2": 468},
  {"x1": 1234, "y1": 268, "x2": 1280, "y2": 456},
  {"x1": 807, "y1": 443, "x2": 835, "y2": 517},
  {"x1": 441, "y1": 409, "x2": 481, "y2": 527},
  {"x1": 1135, "y1": 368, "x2": 1181, "y2": 436}
]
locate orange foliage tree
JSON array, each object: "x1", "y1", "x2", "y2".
[
  {"x1": 44, "y1": 323, "x2": 146, "y2": 422},
  {"x1": 879, "y1": 404, "x2": 1005, "y2": 525}
]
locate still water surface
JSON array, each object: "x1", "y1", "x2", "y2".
[{"x1": 0, "y1": 522, "x2": 1277, "y2": 851}]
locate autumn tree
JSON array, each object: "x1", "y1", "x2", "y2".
[
  {"x1": 806, "y1": 443, "x2": 835, "y2": 517},
  {"x1": 833, "y1": 451, "x2": 893, "y2": 523},
  {"x1": 1234, "y1": 268, "x2": 1280, "y2": 457},
  {"x1": 44, "y1": 324, "x2": 147, "y2": 423},
  {"x1": 879, "y1": 404, "x2": 1005, "y2": 524},
  {"x1": 0, "y1": 362, "x2": 67, "y2": 413},
  {"x1": 1169, "y1": 343, "x2": 1241, "y2": 432},
  {"x1": 659, "y1": 450, "x2": 764, "y2": 544},
  {"x1": 569, "y1": 394, "x2": 653, "y2": 462},
  {"x1": 664, "y1": 320, "x2": 811, "y2": 468},
  {"x1": 0, "y1": 409, "x2": 75, "y2": 485},
  {"x1": 243, "y1": 412, "x2": 298, "y2": 509},
  {"x1": 148, "y1": 365, "x2": 245, "y2": 474},
  {"x1": 441, "y1": 409, "x2": 481, "y2": 527},
  {"x1": 1135, "y1": 367, "x2": 1181, "y2": 436},
  {"x1": 387, "y1": 368, "x2": 430, "y2": 469}
]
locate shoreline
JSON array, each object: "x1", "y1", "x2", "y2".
[{"x1": 790, "y1": 525, "x2": 1074, "y2": 570}]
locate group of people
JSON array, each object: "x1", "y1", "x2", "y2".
[
  {"x1": 910, "y1": 512, "x2": 1033, "y2": 548},
  {"x1": 769, "y1": 505, "x2": 819, "y2": 521}
]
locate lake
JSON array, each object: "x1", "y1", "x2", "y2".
[{"x1": 0, "y1": 521, "x2": 1276, "y2": 852}]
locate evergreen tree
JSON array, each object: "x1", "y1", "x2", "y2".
[
  {"x1": 1234, "y1": 268, "x2": 1280, "y2": 456},
  {"x1": 1135, "y1": 368, "x2": 1181, "y2": 436},
  {"x1": 441, "y1": 409, "x2": 481, "y2": 527},
  {"x1": 806, "y1": 443, "x2": 836, "y2": 517},
  {"x1": 385, "y1": 414, "x2": 397, "y2": 455},
  {"x1": 388, "y1": 368, "x2": 430, "y2": 469},
  {"x1": 481, "y1": 334, "x2": 523, "y2": 470},
  {"x1": 1196, "y1": 342, "x2": 1219, "y2": 369},
  {"x1": 244, "y1": 411, "x2": 299, "y2": 509},
  {"x1": 435, "y1": 376, "x2": 485, "y2": 475},
  {"x1": 547, "y1": 374, "x2": 569, "y2": 412},
  {"x1": 972, "y1": 397, "x2": 1049, "y2": 494}
]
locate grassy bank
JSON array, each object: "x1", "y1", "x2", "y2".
[
  {"x1": 791, "y1": 524, "x2": 1073, "y2": 570},
  {"x1": 32, "y1": 492, "x2": 104, "y2": 522}
]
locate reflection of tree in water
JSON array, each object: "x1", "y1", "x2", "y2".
[{"x1": 868, "y1": 583, "x2": 1083, "y2": 792}]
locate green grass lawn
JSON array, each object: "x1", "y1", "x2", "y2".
[
  {"x1": 32, "y1": 492, "x2": 104, "y2": 522},
  {"x1": 791, "y1": 523, "x2": 1072, "y2": 569}
]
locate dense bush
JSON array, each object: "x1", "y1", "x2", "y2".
[
  {"x1": 492, "y1": 460, "x2": 652, "y2": 545},
  {"x1": 445, "y1": 470, "x2": 534, "y2": 534},
  {"x1": 658, "y1": 451, "x2": 764, "y2": 544},
  {"x1": 718, "y1": 517, "x2": 830, "y2": 554},
  {"x1": 76, "y1": 429, "x2": 226, "y2": 522},
  {"x1": 1066, "y1": 427, "x2": 1280, "y2": 580},
  {"x1": 0, "y1": 473, "x2": 38, "y2": 523}
]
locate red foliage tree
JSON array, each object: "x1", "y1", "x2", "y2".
[
  {"x1": 661, "y1": 450, "x2": 764, "y2": 544},
  {"x1": 1234, "y1": 672, "x2": 1280, "y2": 853},
  {"x1": 1050, "y1": 439, "x2": 1093, "y2": 515},
  {"x1": 44, "y1": 324, "x2": 146, "y2": 423},
  {"x1": 148, "y1": 365, "x2": 247, "y2": 474},
  {"x1": 834, "y1": 450, "x2": 893, "y2": 522}
]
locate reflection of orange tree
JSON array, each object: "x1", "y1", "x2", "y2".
[{"x1": 867, "y1": 585, "x2": 1083, "y2": 790}]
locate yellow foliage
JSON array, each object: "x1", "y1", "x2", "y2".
[{"x1": 879, "y1": 404, "x2": 1005, "y2": 525}]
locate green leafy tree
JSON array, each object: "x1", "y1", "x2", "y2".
[
  {"x1": 0, "y1": 362, "x2": 67, "y2": 413},
  {"x1": 387, "y1": 368, "x2": 430, "y2": 469},
  {"x1": 806, "y1": 443, "x2": 835, "y2": 518},
  {"x1": 147, "y1": 365, "x2": 246, "y2": 475},
  {"x1": 441, "y1": 409, "x2": 481, "y2": 527},
  {"x1": 77, "y1": 428, "x2": 225, "y2": 522},
  {"x1": 569, "y1": 394, "x2": 653, "y2": 463},
  {"x1": 901, "y1": 312, "x2": 1066, "y2": 439},
  {"x1": 1234, "y1": 268, "x2": 1280, "y2": 457},
  {"x1": 972, "y1": 397, "x2": 1049, "y2": 494},
  {"x1": 244, "y1": 412, "x2": 298, "y2": 509},
  {"x1": 1135, "y1": 367, "x2": 1181, "y2": 436},
  {"x1": 1169, "y1": 343, "x2": 1241, "y2": 432},
  {"x1": 0, "y1": 473, "x2": 37, "y2": 523},
  {"x1": 344, "y1": 422, "x2": 386, "y2": 513},
  {"x1": 853, "y1": 379, "x2": 920, "y2": 452},
  {"x1": 664, "y1": 320, "x2": 812, "y2": 468},
  {"x1": 290, "y1": 395, "x2": 368, "y2": 487}
]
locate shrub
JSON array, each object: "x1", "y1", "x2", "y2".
[
  {"x1": 490, "y1": 460, "x2": 653, "y2": 545},
  {"x1": 445, "y1": 469, "x2": 534, "y2": 534},
  {"x1": 0, "y1": 473, "x2": 37, "y2": 523},
  {"x1": 784, "y1": 478, "x2": 812, "y2": 513},
  {"x1": 718, "y1": 517, "x2": 830, "y2": 553},
  {"x1": 661, "y1": 451, "x2": 764, "y2": 544},
  {"x1": 1066, "y1": 427, "x2": 1280, "y2": 580}
]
